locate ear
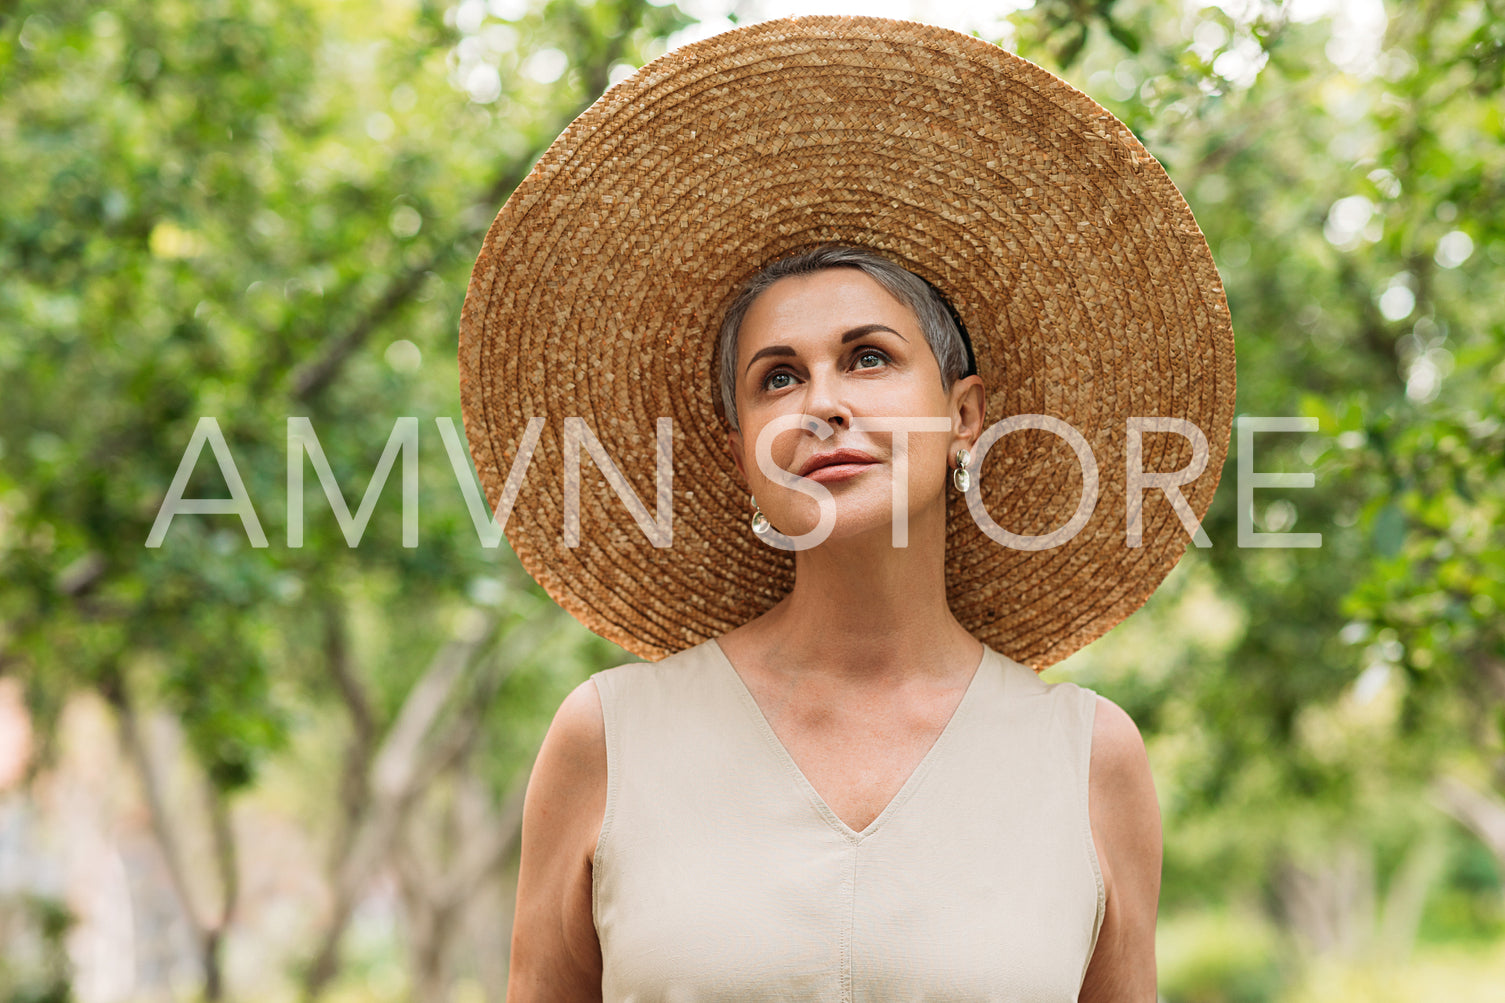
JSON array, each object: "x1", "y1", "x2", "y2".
[
  {"x1": 948, "y1": 374, "x2": 986, "y2": 459},
  {"x1": 727, "y1": 428, "x2": 749, "y2": 489}
]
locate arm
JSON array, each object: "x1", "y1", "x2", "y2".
[
  {"x1": 1079, "y1": 695, "x2": 1162, "y2": 1003},
  {"x1": 508, "y1": 680, "x2": 608, "y2": 1002}
]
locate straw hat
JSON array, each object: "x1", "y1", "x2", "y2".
[{"x1": 458, "y1": 15, "x2": 1236, "y2": 670}]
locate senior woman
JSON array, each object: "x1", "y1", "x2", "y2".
[{"x1": 458, "y1": 17, "x2": 1236, "y2": 1003}]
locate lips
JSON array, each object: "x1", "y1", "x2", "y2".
[{"x1": 798, "y1": 448, "x2": 879, "y2": 477}]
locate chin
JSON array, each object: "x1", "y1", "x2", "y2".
[{"x1": 771, "y1": 485, "x2": 932, "y2": 547}]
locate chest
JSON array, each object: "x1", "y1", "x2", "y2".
[
  {"x1": 730, "y1": 654, "x2": 978, "y2": 826},
  {"x1": 588, "y1": 649, "x2": 1107, "y2": 1001},
  {"x1": 766, "y1": 707, "x2": 957, "y2": 834},
  {"x1": 595, "y1": 734, "x2": 1104, "y2": 1003}
]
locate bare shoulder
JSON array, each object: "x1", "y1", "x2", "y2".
[
  {"x1": 1088, "y1": 695, "x2": 1151, "y2": 789},
  {"x1": 1080, "y1": 694, "x2": 1162, "y2": 1003},
  {"x1": 540, "y1": 678, "x2": 608, "y2": 791},
  {"x1": 526, "y1": 678, "x2": 609, "y2": 871},
  {"x1": 509, "y1": 679, "x2": 607, "y2": 1002},
  {"x1": 1085, "y1": 694, "x2": 1160, "y2": 899},
  {"x1": 1086, "y1": 693, "x2": 1160, "y2": 870}
]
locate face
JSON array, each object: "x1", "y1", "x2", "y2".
[{"x1": 726, "y1": 268, "x2": 983, "y2": 543}]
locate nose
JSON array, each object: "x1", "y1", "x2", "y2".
[{"x1": 801, "y1": 367, "x2": 851, "y2": 430}]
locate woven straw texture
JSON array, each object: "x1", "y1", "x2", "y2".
[{"x1": 458, "y1": 16, "x2": 1236, "y2": 669}]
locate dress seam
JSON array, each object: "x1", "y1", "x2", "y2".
[{"x1": 842, "y1": 846, "x2": 857, "y2": 1003}]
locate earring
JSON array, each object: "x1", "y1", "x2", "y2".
[
  {"x1": 952, "y1": 448, "x2": 972, "y2": 493},
  {"x1": 750, "y1": 495, "x2": 771, "y2": 536}
]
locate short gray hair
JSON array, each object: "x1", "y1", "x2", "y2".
[{"x1": 716, "y1": 245, "x2": 972, "y2": 432}]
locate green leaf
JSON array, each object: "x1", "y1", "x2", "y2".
[
  {"x1": 1106, "y1": 19, "x2": 1142, "y2": 54},
  {"x1": 1371, "y1": 502, "x2": 1408, "y2": 559}
]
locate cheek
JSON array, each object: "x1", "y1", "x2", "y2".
[
  {"x1": 903, "y1": 440, "x2": 951, "y2": 493},
  {"x1": 739, "y1": 420, "x2": 804, "y2": 482}
]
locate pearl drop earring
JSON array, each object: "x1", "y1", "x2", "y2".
[
  {"x1": 952, "y1": 448, "x2": 972, "y2": 493},
  {"x1": 750, "y1": 496, "x2": 771, "y2": 535}
]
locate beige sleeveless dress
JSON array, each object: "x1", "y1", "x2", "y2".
[{"x1": 589, "y1": 639, "x2": 1106, "y2": 1002}]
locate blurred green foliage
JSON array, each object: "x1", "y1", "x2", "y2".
[
  {"x1": 0, "y1": 894, "x2": 73, "y2": 1003},
  {"x1": 1, "y1": 0, "x2": 688, "y2": 785},
  {"x1": 1026, "y1": 0, "x2": 1505, "y2": 994},
  {"x1": 0, "y1": 0, "x2": 689, "y2": 996},
  {"x1": 1158, "y1": 909, "x2": 1285, "y2": 1003}
]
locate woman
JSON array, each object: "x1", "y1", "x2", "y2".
[{"x1": 458, "y1": 16, "x2": 1235, "y2": 1002}]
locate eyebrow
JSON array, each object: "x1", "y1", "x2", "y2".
[{"x1": 743, "y1": 324, "x2": 908, "y2": 376}]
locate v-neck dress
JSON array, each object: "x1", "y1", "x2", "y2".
[{"x1": 589, "y1": 639, "x2": 1106, "y2": 1002}]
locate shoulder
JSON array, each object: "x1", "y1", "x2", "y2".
[
  {"x1": 1024, "y1": 674, "x2": 1154, "y2": 813},
  {"x1": 541, "y1": 678, "x2": 607, "y2": 777},
  {"x1": 534, "y1": 649, "x2": 693, "y2": 796},
  {"x1": 509, "y1": 679, "x2": 612, "y2": 998},
  {"x1": 1088, "y1": 695, "x2": 1150, "y2": 786},
  {"x1": 1079, "y1": 693, "x2": 1162, "y2": 1001},
  {"x1": 587, "y1": 642, "x2": 726, "y2": 737},
  {"x1": 525, "y1": 679, "x2": 609, "y2": 854},
  {"x1": 1086, "y1": 694, "x2": 1159, "y2": 851}
]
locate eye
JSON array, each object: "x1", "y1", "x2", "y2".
[
  {"x1": 854, "y1": 348, "x2": 888, "y2": 370},
  {"x1": 761, "y1": 369, "x2": 797, "y2": 392}
]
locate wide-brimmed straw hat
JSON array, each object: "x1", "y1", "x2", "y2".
[{"x1": 458, "y1": 15, "x2": 1236, "y2": 670}]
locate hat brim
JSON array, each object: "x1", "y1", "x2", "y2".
[{"x1": 459, "y1": 16, "x2": 1236, "y2": 669}]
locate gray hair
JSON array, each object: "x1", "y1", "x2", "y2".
[{"x1": 716, "y1": 245, "x2": 972, "y2": 431}]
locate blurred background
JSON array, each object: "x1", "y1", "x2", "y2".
[{"x1": 2, "y1": 0, "x2": 1503, "y2": 999}]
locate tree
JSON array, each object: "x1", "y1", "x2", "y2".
[
  {"x1": 1013, "y1": 0, "x2": 1505, "y2": 990},
  {"x1": 0, "y1": 0, "x2": 687, "y2": 997}
]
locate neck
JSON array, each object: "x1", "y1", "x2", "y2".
[{"x1": 742, "y1": 501, "x2": 980, "y2": 686}]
